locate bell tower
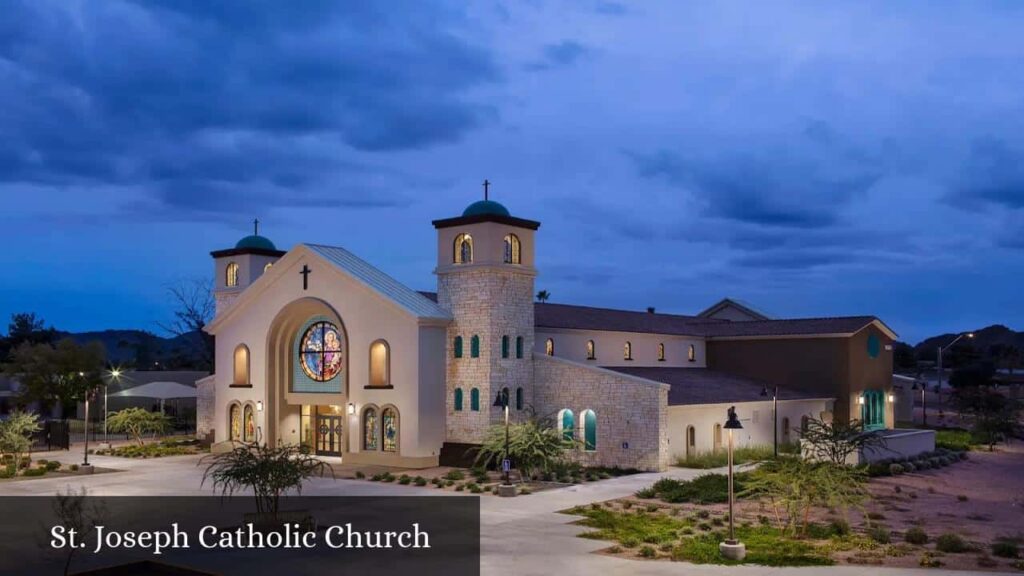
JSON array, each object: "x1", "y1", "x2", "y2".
[
  {"x1": 433, "y1": 185, "x2": 541, "y2": 444},
  {"x1": 210, "y1": 219, "x2": 286, "y2": 316}
]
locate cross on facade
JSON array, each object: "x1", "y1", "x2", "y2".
[
  {"x1": 300, "y1": 264, "x2": 312, "y2": 290},
  {"x1": 483, "y1": 179, "x2": 490, "y2": 201}
]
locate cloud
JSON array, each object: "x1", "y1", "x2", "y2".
[
  {"x1": 594, "y1": 2, "x2": 627, "y2": 16},
  {"x1": 952, "y1": 138, "x2": 1024, "y2": 209},
  {"x1": 526, "y1": 40, "x2": 590, "y2": 71}
]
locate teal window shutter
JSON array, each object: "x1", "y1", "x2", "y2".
[
  {"x1": 583, "y1": 410, "x2": 596, "y2": 451},
  {"x1": 454, "y1": 336, "x2": 463, "y2": 358},
  {"x1": 471, "y1": 335, "x2": 480, "y2": 358},
  {"x1": 501, "y1": 335, "x2": 510, "y2": 358},
  {"x1": 454, "y1": 388, "x2": 463, "y2": 411},
  {"x1": 470, "y1": 388, "x2": 480, "y2": 411}
]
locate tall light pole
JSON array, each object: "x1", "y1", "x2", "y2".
[
  {"x1": 106, "y1": 368, "x2": 122, "y2": 444},
  {"x1": 760, "y1": 384, "x2": 778, "y2": 457},
  {"x1": 720, "y1": 406, "x2": 746, "y2": 561},
  {"x1": 492, "y1": 388, "x2": 515, "y2": 496},
  {"x1": 79, "y1": 372, "x2": 92, "y2": 469},
  {"x1": 933, "y1": 332, "x2": 974, "y2": 426}
]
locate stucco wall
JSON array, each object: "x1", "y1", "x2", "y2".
[
  {"x1": 533, "y1": 354, "x2": 669, "y2": 471},
  {"x1": 534, "y1": 328, "x2": 706, "y2": 368}
]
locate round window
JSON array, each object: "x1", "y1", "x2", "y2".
[{"x1": 299, "y1": 321, "x2": 344, "y2": 381}]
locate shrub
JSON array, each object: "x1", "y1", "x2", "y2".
[
  {"x1": 398, "y1": 475, "x2": 411, "y2": 485},
  {"x1": 45, "y1": 461, "x2": 61, "y2": 471},
  {"x1": 469, "y1": 484, "x2": 483, "y2": 494},
  {"x1": 903, "y1": 461, "x2": 916, "y2": 472},
  {"x1": 697, "y1": 522, "x2": 712, "y2": 531},
  {"x1": 935, "y1": 428, "x2": 972, "y2": 452},
  {"x1": 676, "y1": 444, "x2": 776, "y2": 469},
  {"x1": 620, "y1": 537, "x2": 639, "y2": 548},
  {"x1": 519, "y1": 487, "x2": 531, "y2": 495},
  {"x1": 381, "y1": 472, "x2": 395, "y2": 483},
  {"x1": 0, "y1": 465, "x2": 15, "y2": 479},
  {"x1": 829, "y1": 518, "x2": 851, "y2": 536},
  {"x1": 443, "y1": 469, "x2": 465, "y2": 481},
  {"x1": 23, "y1": 468, "x2": 46, "y2": 477},
  {"x1": 919, "y1": 553, "x2": 943, "y2": 567},
  {"x1": 639, "y1": 545, "x2": 657, "y2": 558},
  {"x1": 635, "y1": 487, "x2": 656, "y2": 499},
  {"x1": 889, "y1": 463, "x2": 905, "y2": 475},
  {"x1": 935, "y1": 533, "x2": 971, "y2": 553},
  {"x1": 868, "y1": 525, "x2": 891, "y2": 544},
  {"x1": 454, "y1": 484, "x2": 465, "y2": 492},
  {"x1": 904, "y1": 527, "x2": 929, "y2": 545},
  {"x1": 646, "y1": 473, "x2": 739, "y2": 504},
  {"x1": 414, "y1": 476, "x2": 427, "y2": 486},
  {"x1": 354, "y1": 471, "x2": 365, "y2": 479},
  {"x1": 991, "y1": 540, "x2": 1020, "y2": 559},
  {"x1": 69, "y1": 464, "x2": 79, "y2": 472}
]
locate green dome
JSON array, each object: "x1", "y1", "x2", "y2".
[
  {"x1": 462, "y1": 200, "x2": 511, "y2": 217},
  {"x1": 235, "y1": 234, "x2": 277, "y2": 250}
]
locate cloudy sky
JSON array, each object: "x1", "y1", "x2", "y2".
[{"x1": 1, "y1": 1, "x2": 1021, "y2": 343}]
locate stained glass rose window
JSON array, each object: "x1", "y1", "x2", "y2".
[{"x1": 299, "y1": 321, "x2": 344, "y2": 381}]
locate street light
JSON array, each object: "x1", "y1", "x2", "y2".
[
  {"x1": 492, "y1": 388, "x2": 515, "y2": 496},
  {"x1": 760, "y1": 384, "x2": 778, "y2": 457},
  {"x1": 719, "y1": 406, "x2": 746, "y2": 561},
  {"x1": 933, "y1": 332, "x2": 974, "y2": 427},
  {"x1": 79, "y1": 371, "x2": 94, "y2": 470},
  {"x1": 106, "y1": 368, "x2": 123, "y2": 444}
]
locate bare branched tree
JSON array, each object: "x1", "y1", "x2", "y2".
[{"x1": 159, "y1": 278, "x2": 215, "y2": 371}]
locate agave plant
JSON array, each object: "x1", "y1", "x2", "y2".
[{"x1": 473, "y1": 415, "x2": 576, "y2": 480}]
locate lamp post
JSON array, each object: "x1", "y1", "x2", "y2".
[
  {"x1": 80, "y1": 371, "x2": 95, "y2": 471},
  {"x1": 720, "y1": 406, "x2": 746, "y2": 561},
  {"x1": 933, "y1": 332, "x2": 974, "y2": 426},
  {"x1": 760, "y1": 384, "x2": 778, "y2": 457},
  {"x1": 106, "y1": 368, "x2": 122, "y2": 444},
  {"x1": 492, "y1": 389, "x2": 516, "y2": 496}
]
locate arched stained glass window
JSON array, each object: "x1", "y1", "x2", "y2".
[
  {"x1": 586, "y1": 340, "x2": 595, "y2": 360},
  {"x1": 470, "y1": 388, "x2": 480, "y2": 411},
  {"x1": 453, "y1": 335, "x2": 463, "y2": 358},
  {"x1": 470, "y1": 335, "x2": 480, "y2": 358},
  {"x1": 582, "y1": 409, "x2": 596, "y2": 451},
  {"x1": 454, "y1": 233, "x2": 473, "y2": 264},
  {"x1": 454, "y1": 388, "x2": 463, "y2": 411},
  {"x1": 243, "y1": 404, "x2": 255, "y2": 443},
  {"x1": 229, "y1": 403, "x2": 241, "y2": 442},
  {"x1": 363, "y1": 407, "x2": 378, "y2": 450},
  {"x1": 516, "y1": 336, "x2": 524, "y2": 358},
  {"x1": 658, "y1": 343, "x2": 665, "y2": 361},
  {"x1": 501, "y1": 335, "x2": 510, "y2": 358},
  {"x1": 559, "y1": 409, "x2": 574, "y2": 441},
  {"x1": 545, "y1": 338, "x2": 554, "y2": 356},
  {"x1": 504, "y1": 234, "x2": 521, "y2": 264},
  {"x1": 688, "y1": 344, "x2": 696, "y2": 362},
  {"x1": 299, "y1": 321, "x2": 344, "y2": 382},
  {"x1": 515, "y1": 387, "x2": 523, "y2": 411},
  {"x1": 624, "y1": 341, "x2": 632, "y2": 360},
  {"x1": 382, "y1": 407, "x2": 398, "y2": 452},
  {"x1": 226, "y1": 262, "x2": 239, "y2": 287}
]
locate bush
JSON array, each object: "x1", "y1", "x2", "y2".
[
  {"x1": 414, "y1": 476, "x2": 427, "y2": 486},
  {"x1": 444, "y1": 469, "x2": 465, "y2": 481},
  {"x1": 676, "y1": 444, "x2": 776, "y2": 469},
  {"x1": 639, "y1": 545, "x2": 657, "y2": 558},
  {"x1": 0, "y1": 464, "x2": 15, "y2": 479},
  {"x1": 935, "y1": 429, "x2": 973, "y2": 452},
  {"x1": 398, "y1": 475, "x2": 411, "y2": 485},
  {"x1": 904, "y1": 527, "x2": 929, "y2": 545},
  {"x1": 868, "y1": 525, "x2": 891, "y2": 544},
  {"x1": 935, "y1": 533, "x2": 971, "y2": 553},
  {"x1": 22, "y1": 468, "x2": 46, "y2": 477},
  {"x1": 69, "y1": 464, "x2": 79, "y2": 472},
  {"x1": 635, "y1": 487, "x2": 656, "y2": 499},
  {"x1": 889, "y1": 463, "x2": 904, "y2": 475},
  {"x1": 991, "y1": 540, "x2": 1020, "y2": 559},
  {"x1": 829, "y1": 518, "x2": 851, "y2": 536},
  {"x1": 956, "y1": 494, "x2": 968, "y2": 502},
  {"x1": 45, "y1": 461, "x2": 61, "y2": 471},
  {"x1": 645, "y1": 473, "x2": 740, "y2": 504},
  {"x1": 903, "y1": 461, "x2": 916, "y2": 472}
]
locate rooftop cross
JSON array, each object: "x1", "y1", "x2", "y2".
[
  {"x1": 253, "y1": 218, "x2": 260, "y2": 236},
  {"x1": 483, "y1": 179, "x2": 490, "y2": 201}
]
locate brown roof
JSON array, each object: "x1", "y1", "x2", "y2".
[
  {"x1": 605, "y1": 367, "x2": 829, "y2": 406},
  {"x1": 698, "y1": 316, "x2": 891, "y2": 338}
]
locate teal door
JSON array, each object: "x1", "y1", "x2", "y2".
[{"x1": 861, "y1": 390, "x2": 885, "y2": 431}]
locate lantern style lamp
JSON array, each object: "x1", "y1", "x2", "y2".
[{"x1": 719, "y1": 406, "x2": 746, "y2": 561}]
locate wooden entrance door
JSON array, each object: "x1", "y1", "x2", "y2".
[{"x1": 316, "y1": 414, "x2": 344, "y2": 456}]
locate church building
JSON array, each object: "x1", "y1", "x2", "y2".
[{"x1": 196, "y1": 197, "x2": 911, "y2": 471}]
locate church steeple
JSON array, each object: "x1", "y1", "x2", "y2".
[{"x1": 210, "y1": 219, "x2": 287, "y2": 316}]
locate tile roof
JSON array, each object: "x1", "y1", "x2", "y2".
[
  {"x1": 306, "y1": 245, "x2": 453, "y2": 321},
  {"x1": 604, "y1": 367, "x2": 830, "y2": 406},
  {"x1": 534, "y1": 303, "x2": 721, "y2": 336}
]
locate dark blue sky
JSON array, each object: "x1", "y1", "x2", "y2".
[{"x1": 1, "y1": 1, "x2": 1021, "y2": 344}]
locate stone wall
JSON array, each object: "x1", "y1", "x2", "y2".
[
  {"x1": 195, "y1": 375, "x2": 216, "y2": 439},
  {"x1": 533, "y1": 354, "x2": 669, "y2": 471}
]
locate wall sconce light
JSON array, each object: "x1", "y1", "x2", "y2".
[
  {"x1": 347, "y1": 403, "x2": 355, "y2": 415},
  {"x1": 887, "y1": 394, "x2": 895, "y2": 403},
  {"x1": 256, "y1": 401, "x2": 264, "y2": 412},
  {"x1": 857, "y1": 396, "x2": 865, "y2": 405}
]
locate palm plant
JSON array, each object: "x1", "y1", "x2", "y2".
[{"x1": 535, "y1": 290, "x2": 550, "y2": 303}]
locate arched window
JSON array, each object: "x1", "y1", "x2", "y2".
[
  {"x1": 501, "y1": 335, "x2": 510, "y2": 358},
  {"x1": 225, "y1": 262, "x2": 239, "y2": 287},
  {"x1": 453, "y1": 233, "x2": 473, "y2": 264},
  {"x1": 470, "y1": 335, "x2": 480, "y2": 358},
  {"x1": 686, "y1": 425, "x2": 696, "y2": 459},
  {"x1": 504, "y1": 234, "x2": 521, "y2": 264},
  {"x1": 263, "y1": 262, "x2": 273, "y2": 274},
  {"x1": 515, "y1": 387, "x2": 523, "y2": 411},
  {"x1": 516, "y1": 336, "x2": 524, "y2": 359},
  {"x1": 382, "y1": 406, "x2": 398, "y2": 452},
  {"x1": 582, "y1": 409, "x2": 596, "y2": 451},
  {"x1": 453, "y1": 336, "x2": 463, "y2": 358},
  {"x1": 558, "y1": 409, "x2": 575, "y2": 441},
  {"x1": 800, "y1": 415, "x2": 810, "y2": 434},
  {"x1": 470, "y1": 388, "x2": 480, "y2": 411},
  {"x1": 232, "y1": 344, "x2": 250, "y2": 386},
  {"x1": 781, "y1": 416, "x2": 791, "y2": 444},
  {"x1": 545, "y1": 338, "x2": 554, "y2": 356},
  {"x1": 243, "y1": 404, "x2": 256, "y2": 443},
  {"x1": 229, "y1": 403, "x2": 241, "y2": 442},
  {"x1": 369, "y1": 340, "x2": 389, "y2": 387},
  {"x1": 454, "y1": 388, "x2": 464, "y2": 411},
  {"x1": 713, "y1": 423, "x2": 722, "y2": 454},
  {"x1": 658, "y1": 343, "x2": 665, "y2": 361},
  {"x1": 363, "y1": 407, "x2": 378, "y2": 450},
  {"x1": 586, "y1": 340, "x2": 595, "y2": 360},
  {"x1": 624, "y1": 341, "x2": 632, "y2": 360},
  {"x1": 688, "y1": 344, "x2": 696, "y2": 362}
]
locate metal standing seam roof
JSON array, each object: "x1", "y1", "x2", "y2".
[{"x1": 306, "y1": 244, "x2": 453, "y2": 321}]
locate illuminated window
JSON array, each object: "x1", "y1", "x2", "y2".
[
  {"x1": 582, "y1": 409, "x2": 596, "y2": 451},
  {"x1": 516, "y1": 336, "x2": 524, "y2": 358},
  {"x1": 232, "y1": 344, "x2": 250, "y2": 385},
  {"x1": 586, "y1": 340, "x2": 595, "y2": 360},
  {"x1": 558, "y1": 409, "x2": 574, "y2": 441},
  {"x1": 454, "y1": 233, "x2": 473, "y2": 264},
  {"x1": 363, "y1": 407, "x2": 378, "y2": 450},
  {"x1": 454, "y1": 336, "x2": 463, "y2": 358},
  {"x1": 382, "y1": 407, "x2": 398, "y2": 453},
  {"x1": 501, "y1": 335, "x2": 510, "y2": 358},
  {"x1": 545, "y1": 338, "x2": 554, "y2": 356},
  {"x1": 263, "y1": 262, "x2": 273, "y2": 273},
  {"x1": 504, "y1": 234, "x2": 521, "y2": 264},
  {"x1": 658, "y1": 343, "x2": 665, "y2": 361},
  {"x1": 299, "y1": 321, "x2": 344, "y2": 382},
  {"x1": 226, "y1": 262, "x2": 239, "y2": 287},
  {"x1": 243, "y1": 404, "x2": 255, "y2": 443},
  {"x1": 454, "y1": 388, "x2": 463, "y2": 411},
  {"x1": 624, "y1": 341, "x2": 632, "y2": 360},
  {"x1": 470, "y1": 335, "x2": 480, "y2": 358},
  {"x1": 229, "y1": 403, "x2": 241, "y2": 442},
  {"x1": 470, "y1": 388, "x2": 480, "y2": 411},
  {"x1": 369, "y1": 340, "x2": 389, "y2": 387},
  {"x1": 688, "y1": 344, "x2": 696, "y2": 362}
]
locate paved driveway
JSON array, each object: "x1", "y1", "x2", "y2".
[{"x1": 1, "y1": 453, "x2": 972, "y2": 576}]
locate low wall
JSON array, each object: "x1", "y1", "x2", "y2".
[
  {"x1": 859, "y1": 428, "x2": 935, "y2": 464},
  {"x1": 533, "y1": 354, "x2": 669, "y2": 471}
]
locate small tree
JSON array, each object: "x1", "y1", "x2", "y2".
[
  {"x1": 106, "y1": 408, "x2": 170, "y2": 445},
  {"x1": 201, "y1": 443, "x2": 332, "y2": 516},
  {"x1": 535, "y1": 290, "x2": 550, "y2": 303},
  {"x1": 158, "y1": 279, "x2": 215, "y2": 371},
  {"x1": 952, "y1": 386, "x2": 1020, "y2": 450},
  {"x1": 4, "y1": 338, "x2": 105, "y2": 415},
  {"x1": 0, "y1": 410, "x2": 41, "y2": 466},
  {"x1": 798, "y1": 417, "x2": 887, "y2": 465},
  {"x1": 52, "y1": 487, "x2": 107, "y2": 576},
  {"x1": 473, "y1": 416, "x2": 574, "y2": 480}
]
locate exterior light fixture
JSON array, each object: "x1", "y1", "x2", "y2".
[
  {"x1": 887, "y1": 394, "x2": 895, "y2": 403},
  {"x1": 256, "y1": 401, "x2": 264, "y2": 412},
  {"x1": 720, "y1": 406, "x2": 745, "y2": 560},
  {"x1": 858, "y1": 396, "x2": 865, "y2": 405},
  {"x1": 347, "y1": 403, "x2": 355, "y2": 415}
]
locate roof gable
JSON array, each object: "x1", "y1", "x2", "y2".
[{"x1": 698, "y1": 298, "x2": 771, "y2": 321}]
